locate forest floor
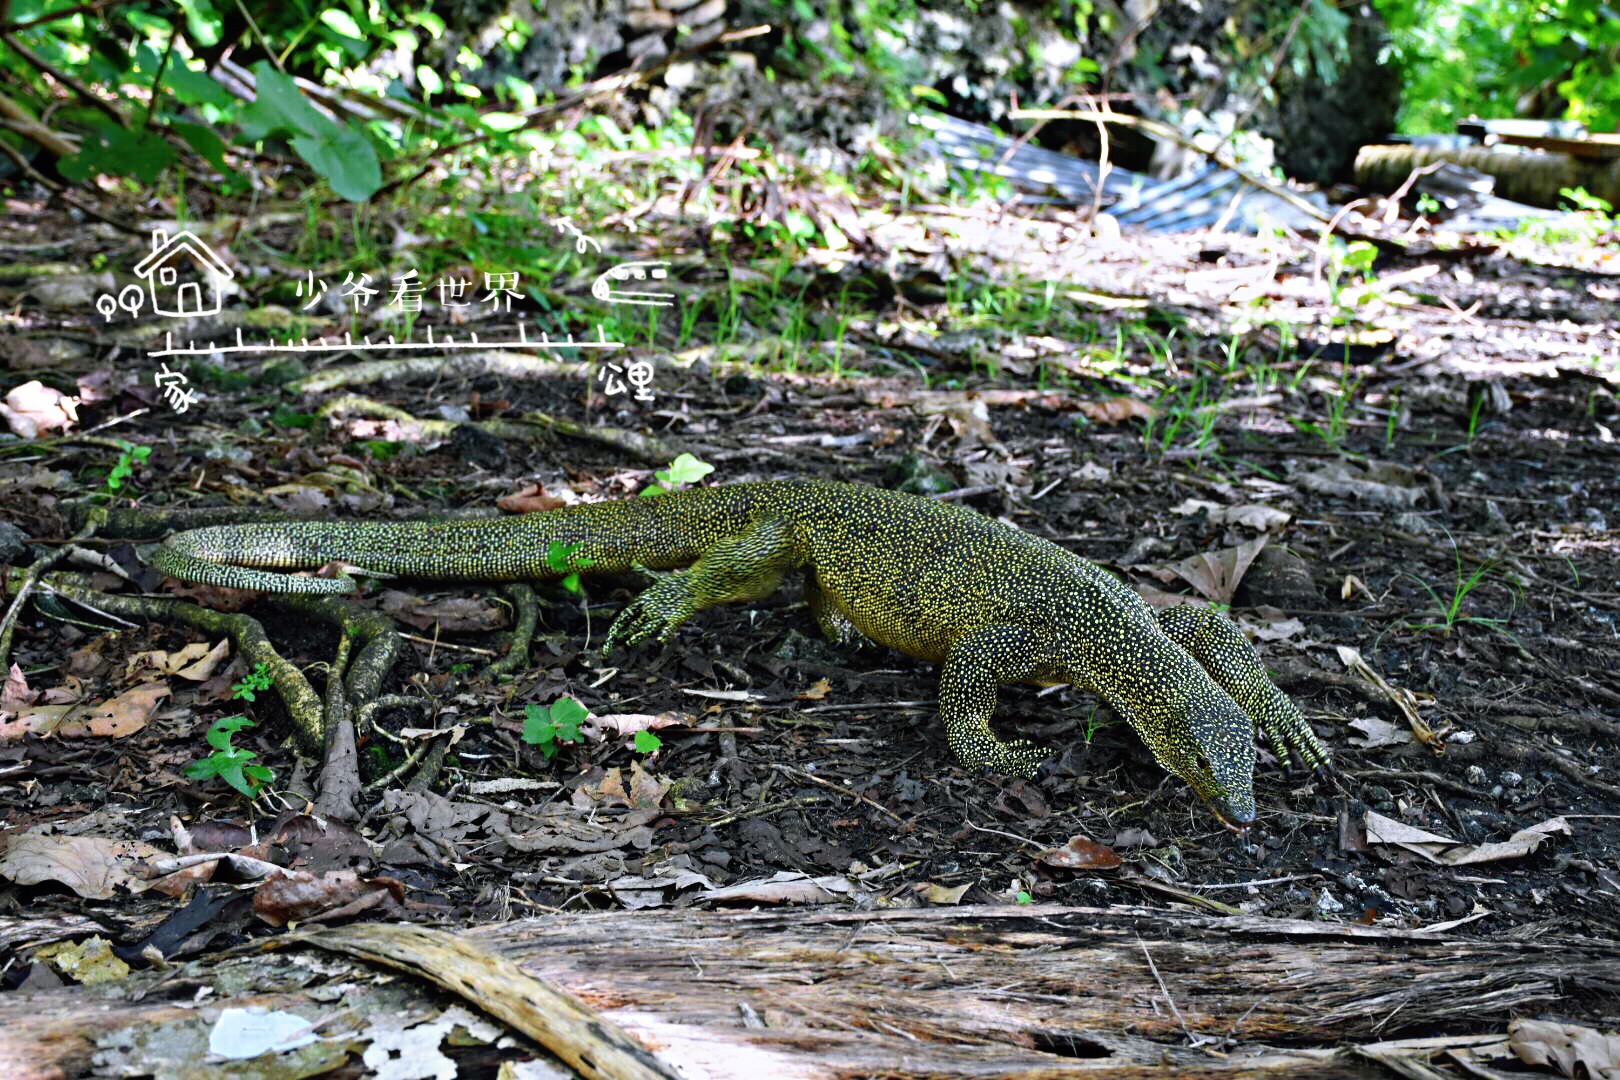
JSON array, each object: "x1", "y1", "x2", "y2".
[{"x1": 2, "y1": 180, "x2": 1619, "y2": 1067}]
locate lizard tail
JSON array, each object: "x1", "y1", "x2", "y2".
[{"x1": 150, "y1": 487, "x2": 767, "y2": 593}]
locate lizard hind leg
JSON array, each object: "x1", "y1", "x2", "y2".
[
  {"x1": 602, "y1": 516, "x2": 802, "y2": 654},
  {"x1": 804, "y1": 572, "x2": 864, "y2": 648},
  {"x1": 938, "y1": 625, "x2": 1059, "y2": 777},
  {"x1": 1155, "y1": 604, "x2": 1330, "y2": 771}
]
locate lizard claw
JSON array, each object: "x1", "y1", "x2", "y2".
[{"x1": 602, "y1": 574, "x2": 696, "y2": 655}]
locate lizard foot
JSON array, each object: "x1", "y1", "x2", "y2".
[
  {"x1": 1255, "y1": 696, "x2": 1331, "y2": 773},
  {"x1": 957, "y1": 738, "x2": 1051, "y2": 779},
  {"x1": 601, "y1": 574, "x2": 696, "y2": 655}
]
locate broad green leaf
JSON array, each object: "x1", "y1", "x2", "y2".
[
  {"x1": 290, "y1": 125, "x2": 382, "y2": 201},
  {"x1": 177, "y1": 0, "x2": 223, "y2": 48},
  {"x1": 320, "y1": 9, "x2": 364, "y2": 40},
  {"x1": 662, "y1": 453, "x2": 715, "y2": 486},
  {"x1": 166, "y1": 64, "x2": 237, "y2": 110},
  {"x1": 59, "y1": 123, "x2": 176, "y2": 184},
  {"x1": 239, "y1": 62, "x2": 335, "y2": 142},
  {"x1": 173, "y1": 121, "x2": 235, "y2": 174},
  {"x1": 550, "y1": 696, "x2": 588, "y2": 734},
  {"x1": 481, "y1": 111, "x2": 526, "y2": 132},
  {"x1": 417, "y1": 64, "x2": 443, "y2": 97}
]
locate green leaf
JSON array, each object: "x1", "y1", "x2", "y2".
[
  {"x1": 549, "y1": 696, "x2": 588, "y2": 740},
  {"x1": 320, "y1": 9, "x2": 364, "y2": 40},
  {"x1": 521, "y1": 701, "x2": 555, "y2": 751},
  {"x1": 480, "y1": 112, "x2": 527, "y2": 132},
  {"x1": 239, "y1": 63, "x2": 335, "y2": 142},
  {"x1": 177, "y1": 0, "x2": 223, "y2": 48},
  {"x1": 660, "y1": 453, "x2": 714, "y2": 487},
  {"x1": 784, "y1": 209, "x2": 817, "y2": 241},
  {"x1": 165, "y1": 64, "x2": 237, "y2": 110},
  {"x1": 633, "y1": 730, "x2": 662, "y2": 753},
  {"x1": 59, "y1": 123, "x2": 176, "y2": 184},
  {"x1": 206, "y1": 715, "x2": 254, "y2": 751},
  {"x1": 271, "y1": 405, "x2": 318, "y2": 429},
  {"x1": 417, "y1": 64, "x2": 444, "y2": 97},
  {"x1": 290, "y1": 125, "x2": 383, "y2": 202},
  {"x1": 173, "y1": 121, "x2": 234, "y2": 174}
]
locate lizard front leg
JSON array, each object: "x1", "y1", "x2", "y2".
[
  {"x1": 938, "y1": 625, "x2": 1061, "y2": 776},
  {"x1": 603, "y1": 516, "x2": 801, "y2": 653},
  {"x1": 1155, "y1": 604, "x2": 1330, "y2": 771}
]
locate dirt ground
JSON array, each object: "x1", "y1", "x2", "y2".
[{"x1": 2, "y1": 199, "x2": 1619, "y2": 997}]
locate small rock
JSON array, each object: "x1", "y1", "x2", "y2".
[
  {"x1": 1501, "y1": 771, "x2": 1523, "y2": 787},
  {"x1": 0, "y1": 520, "x2": 29, "y2": 564},
  {"x1": 1316, "y1": 889, "x2": 1345, "y2": 914},
  {"x1": 1466, "y1": 765, "x2": 1487, "y2": 786}
]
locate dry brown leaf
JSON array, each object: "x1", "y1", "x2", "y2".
[
  {"x1": 1364, "y1": 811, "x2": 1571, "y2": 865},
  {"x1": 1511, "y1": 1018, "x2": 1620, "y2": 1080},
  {"x1": 497, "y1": 483, "x2": 568, "y2": 513},
  {"x1": 1347, "y1": 716, "x2": 1412, "y2": 748},
  {"x1": 1296, "y1": 461, "x2": 1422, "y2": 509},
  {"x1": 1077, "y1": 397, "x2": 1156, "y2": 424},
  {"x1": 699, "y1": 871, "x2": 852, "y2": 905},
  {"x1": 914, "y1": 881, "x2": 972, "y2": 905},
  {"x1": 1038, "y1": 835, "x2": 1122, "y2": 870},
  {"x1": 797, "y1": 677, "x2": 833, "y2": 701},
  {"x1": 342, "y1": 417, "x2": 430, "y2": 443},
  {"x1": 124, "y1": 640, "x2": 230, "y2": 683},
  {"x1": 378, "y1": 591, "x2": 506, "y2": 632},
  {"x1": 917, "y1": 396, "x2": 1000, "y2": 448},
  {"x1": 67, "y1": 682, "x2": 168, "y2": 738},
  {"x1": 1337, "y1": 645, "x2": 1446, "y2": 750},
  {"x1": 1173, "y1": 538, "x2": 1268, "y2": 605},
  {"x1": 586, "y1": 712, "x2": 689, "y2": 738},
  {"x1": 34, "y1": 936, "x2": 131, "y2": 985},
  {"x1": 1, "y1": 663, "x2": 36, "y2": 712},
  {"x1": 1171, "y1": 498, "x2": 1291, "y2": 531},
  {"x1": 3, "y1": 682, "x2": 168, "y2": 741},
  {"x1": 589, "y1": 762, "x2": 672, "y2": 811},
  {"x1": 0, "y1": 833, "x2": 164, "y2": 899},
  {"x1": 252, "y1": 869, "x2": 405, "y2": 926},
  {"x1": 0, "y1": 379, "x2": 80, "y2": 438},
  {"x1": 1445, "y1": 818, "x2": 1572, "y2": 866}
]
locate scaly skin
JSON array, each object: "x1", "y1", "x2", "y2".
[{"x1": 151, "y1": 480, "x2": 1330, "y2": 826}]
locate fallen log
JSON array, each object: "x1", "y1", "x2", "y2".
[
  {"x1": 1355, "y1": 143, "x2": 1620, "y2": 210},
  {"x1": 1, "y1": 904, "x2": 1614, "y2": 1078}
]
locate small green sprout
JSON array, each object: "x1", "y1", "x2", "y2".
[
  {"x1": 522, "y1": 695, "x2": 588, "y2": 760},
  {"x1": 545, "y1": 540, "x2": 594, "y2": 593},
  {"x1": 633, "y1": 729, "x2": 663, "y2": 754},
  {"x1": 185, "y1": 715, "x2": 274, "y2": 798},
  {"x1": 104, "y1": 440, "x2": 151, "y2": 494},
  {"x1": 231, "y1": 662, "x2": 273, "y2": 702},
  {"x1": 1015, "y1": 890, "x2": 1034, "y2": 905},
  {"x1": 641, "y1": 452, "x2": 714, "y2": 497}
]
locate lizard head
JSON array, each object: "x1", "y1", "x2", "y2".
[{"x1": 1141, "y1": 693, "x2": 1259, "y2": 832}]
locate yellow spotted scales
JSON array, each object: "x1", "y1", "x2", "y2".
[{"x1": 153, "y1": 480, "x2": 1329, "y2": 827}]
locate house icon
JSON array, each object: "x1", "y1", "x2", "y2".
[{"x1": 134, "y1": 228, "x2": 234, "y2": 318}]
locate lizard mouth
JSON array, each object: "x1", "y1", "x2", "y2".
[{"x1": 1209, "y1": 799, "x2": 1256, "y2": 834}]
